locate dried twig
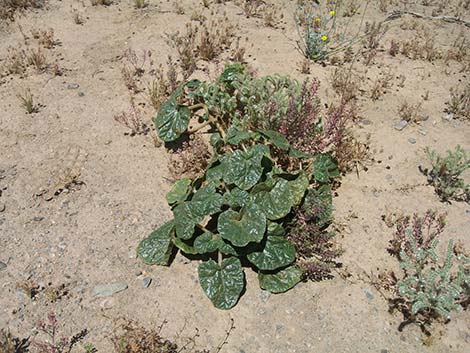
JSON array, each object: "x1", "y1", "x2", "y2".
[{"x1": 385, "y1": 10, "x2": 470, "y2": 28}]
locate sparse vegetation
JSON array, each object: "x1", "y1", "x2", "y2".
[
  {"x1": 445, "y1": 83, "x2": 470, "y2": 120},
  {"x1": 17, "y1": 89, "x2": 37, "y2": 114},
  {"x1": 385, "y1": 211, "x2": 469, "y2": 331},
  {"x1": 0, "y1": 0, "x2": 44, "y2": 21},
  {"x1": 114, "y1": 101, "x2": 149, "y2": 136},
  {"x1": 422, "y1": 145, "x2": 470, "y2": 203},
  {"x1": 397, "y1": 101, "x2": 424, "y2": 123}
]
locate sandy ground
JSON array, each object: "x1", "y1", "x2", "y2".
[{"x1": 0, "y1": 0, "x2": 469, "y2": 352}]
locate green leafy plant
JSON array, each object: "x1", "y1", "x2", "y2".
[
  {"x1": 137, "y1": 64, "x2": 345, "y2": 309},
  {"x1": 422, "y1": 145, "x2": 470, "y2": 203},
  {"x1": 386, "y1": 211, "x2": 469, "y2": 331}
]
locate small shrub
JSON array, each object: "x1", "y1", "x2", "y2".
[
  {"x1": 295, "y1": 2, "x2": 365, "y2": 61},
  {"x1": 422, "y1": 145, "x2": 470, "y2": 203},
  {"x1": 330, "y1": 66, "x2": 360, "y2": 102},
  {"x1": 2, "y1": 47, "x2": 27, "y2": 75},
  {"x1": 147, "y1": 56, "x2": 180, "y2": 111},
  {"x1": 31, "y1": 28, "x2": 57, "y2": 49},
  {"x1": 0, "y1": 0, "x2": 44, "y2": 21},
  {"x1": 370, "y1": 69, "x2": 393, "y2": 101},
  {"x1": 386, "y1": 211, "x2": 469, "y2": 330},
  {"x1": 397, "y1": 101, "x2": 424, "y2": 123},
  {"x1": 137, "y1": 64, "x2": 352, "y2": 309},
  {"x1": 445, "y1": 83, "x2": 470, "y2": 120},
  {"x1": 26, "y1": 46, "x2": 47, "y2": 72}
]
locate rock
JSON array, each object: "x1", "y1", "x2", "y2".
[
  {"x1": 259, "y1": 290, "x2": 270, "y2": 303},
  {"x1": 442, "y1": 113, "x2": 453, "y2": 121},
  {"x1": 417, "y1": 113, "x2": 429, "y2": 122},
  {"x1": 0, "y1": 261, "x2": 6, "y2": 271},
  {"x1": 418, "y1": 129, "x2": 427, "y2": 136},
  {"x1": 362, "y1": 119, "x2": 372, "y2": 125},
  {"x1": 92, "y1": 282, "x2": 128, "y2": 297},
  {"x1": 393, "y1": 120, "x2": 408, "y2": 131},
  {"x1": 363, "y1": 288, "x2": 374, "y2": 301},
  {"x1": 385, "y1": 174, "x2": 393, "y2": 181},
  {"x1": 142, "y1": 277, "x2": 152, "y2": 288},
  {"x1": 78, "y1": 92, "x2": 85, "y2": 97},
  {"x1": 408, "y1": 138, "x2": 416, "y2": 144},
  {"x1": 381, "y1": 350, "x2": 389, "y2": 353},
  {"x1": 135, "y1": 270, "x2": 142, "y2": 276},
  {"x1": 67, "y1": 83, "x2": 79, "y2": 89}
]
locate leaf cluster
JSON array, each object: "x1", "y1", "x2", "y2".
[
  {"x1": 387, "y1": 211, "x2": 470, "y2": 328},
  {"x1": 138, "y1": 64, "x2": 342, "y2": 309},
  {"x1": 423, "y1": 145, "x2": 470, "y2": 203}
]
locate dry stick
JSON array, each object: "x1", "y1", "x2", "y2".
[{"x1": 384, "y1": 10, "x2": 470, "y2": 28}]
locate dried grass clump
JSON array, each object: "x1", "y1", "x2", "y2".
[
  {"x1": 168, "y1": 135, "x2": 211, "y2": 180},
  {"x1": 0, "y1": 0, "x2": 43, "y2": 21},
  {"x1": 446, "y1": 83, "x2": 470, "y2": 120}
]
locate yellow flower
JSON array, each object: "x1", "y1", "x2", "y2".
[
  {"x1": 315, "y1": 17, "x2": 321, "y2": 22},
  {"x1": 321, "y1": 35, "x2": 328, "y2": 41},
  {"x1": 329, "y1": 10, "x2": 335, "y2": 15}
]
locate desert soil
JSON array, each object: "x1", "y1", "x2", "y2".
[{"x1": 0, "y1": 1, "x2": 469, "y2": 352}]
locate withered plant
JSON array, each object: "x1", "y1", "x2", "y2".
[
  {"x1": 31, "y1": 28, "x2": 57, "y2": 49},
  {"x1": 445, "y1": 83, "x2": 470, "y2": 120},
  {"x1": 168, "y1": 135, "x2": 211, "y2": 180},
  {"x1": 148, "y1": 56, "x2": 180, "y2": 111},
  {"x1": 114, "y1": 101, "x2": 149, "y2": 136}
]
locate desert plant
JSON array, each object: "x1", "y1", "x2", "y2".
[
  {"x1": 0, "y1": 0, "x2": 44, "y2": 21},
  {"x1": 422, "y1": 146, "x2": 470, "y2": 203},
  {"x1": 0, "y1": 329, "x2": 29, "y2": 353},
  {"x1": 90, "y1": 0, "x2": 112, "y2": 6},
  {"x1": 31, "y1": 28, "x2": 57, "y2": 49},
  {"x1": 445, "y1": 83, "x2": 470, "y2": 120},
  {"x1": 137, "y1": 64, "x2": 350, "y2": 309},
  {"x1": 147, "y1": 56, "x2": 180, "y2": 111},
  {"x1": 17, "y1": 89, "x2": 37, "y2": 114},
  {"x1": 387, "y1": 211, "x2": 469, "y2": 329},
  {"x1": 134, "y1": 0, "x2": 147, "y2": 9},
  {"x1": 295, "y1": 1, "x2": 367, "y2": 61},
  {"x1": 114, "y1": 101, "x2": 149, "y2": 136}
]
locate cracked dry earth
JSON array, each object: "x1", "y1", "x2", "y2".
[{"x1": 0, "y1": 1, "x2": 469, "y2": 352}]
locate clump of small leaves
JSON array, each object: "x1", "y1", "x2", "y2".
[
  {"x1": 137, "y1": 64, "x2": 346, "y2": 309},
  {"x1": 17, "y1": 89, "x2": 38, "y2": 114},
  {"x1": 445, "y1": 83, "x2": 470, "y2": 120},
  {"x1": 422, "y1": 145, "x2": 470, "y2": 203},
  {"x1": 386, "y1": 211, "x2": 469, "y2": 331}
]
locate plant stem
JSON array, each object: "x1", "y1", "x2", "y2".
[{"x1": 218, "y1": 250, "x2": 222, "y2": 267}]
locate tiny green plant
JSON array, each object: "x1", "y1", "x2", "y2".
[
  {"x1": 137, "y1": 64, "x2": 352, "y2": 309},
  {"x1": 386, "y1": 211, "x2": 469, "y2": 331},
  {"x1": 422, "y1": 145, "x2": 470, "y2": 203},
  {"x1": 17, "y1": 89, "x2": 37, "y2": 114}
]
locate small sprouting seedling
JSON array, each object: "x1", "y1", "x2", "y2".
[
  {"x1": 114, "y1": 101, "x2": 149, "y2": 136},
  {"x1": 26, "y1": 46, "x2": 47, "y2": 72},
  {"x1": 72, "y1": 10, "x2": 84, "y2": 24},
  {"x1": 83, "y1": 343, "x2": 97, "y2": 353},
  {"x1": 445, "y1": 83, "x2": 470, "y2": 120},
  {"x1": 422, "y1": 146, "x2": 470, "y2": 203},
  {"x1": 18, "y1": 89, "x2": 38, "y2": 114},
  {"x1": 0, "y1": 329, "x2": 29, "y2": 353},
  {"x1": 386, "y1": 211, "x2": 469, "y2": 331}
]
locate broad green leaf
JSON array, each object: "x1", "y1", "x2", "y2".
[
  {"x1": 247, "y1": 236, "x2": 296, "y2": 270},
  {"x1": 267, "y1": 221, "x2": 285, "y2": 237},
  {"x1": 192, "y1": 183, "x2": 224, "y2": 216},
  {"x1": 313, "y1": 154, "x2": 340, "y2": 183},
  {"x1": 173, "y1": 202, "x2": 203, "y2": 240},
  {"x1": 219, "y1": 63, "x2": 245, "y2": 89},
  {"x1": 154, "y1": 97, "x2": 191, "y2": 142},
  {"x1": 210, "y1": 133, "x2": 222, "y2": 148},
  {"x1": 225, "y1": 126, "x2": 254, "y2": 145},
  {"x1": 259, "y1": 266, "x2": 304, "y2": 293},
  {"x1": 218, "y1": 202, "x2": 266, "y2": 247},
  {"x1": 173, "y1": 237, "x2": 199, "y2": 255},
  {"x1": 224, "y1": 187, "x2": 252, "y2": 208},
  {"x1": 221, "y1": 144, "x2": 270, "y2": 190},
  {"x1": 260, "y1": 130, "x2": 290, "y2": 151},
  {"x1": 252, "y1": 178, "x2": 294, "y2": 220},
  {"x1": 166, "y1": 178, "x2": 192, "y2": 205},
  {"x1": 137, "y1": 220, "x2": 175, "y2": 265},
  {"x1": 205, "y1": 161, "x2": 225, "y2": 182},
  {"x1": 194, "y1": 232, "x2": 238, "y2": 256},
  {"x1": 288, "y1": 171, "x2": 309, "y2": 206},
  {"x1": 198, "y1": 257, "x2": 245, "y2": 310}
]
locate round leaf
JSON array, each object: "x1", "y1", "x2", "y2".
[
  {"x1": 218, "y1": 202, "x2": 266, "y2": 247},
  {"x1": 259, "y1": 266, "x2": 304, "y2": 293},
  {"x1": 247, "y1": 236, "x2": 296, "y2": 270},
  {"x1": 191, "y1": 183, "x2": 224, "y2": 216},
  {"x1": 198, "y1": 257, "x2": 245, "y2": 310},
  {"x1": 221, "y1": 144, "x2": 269, "y2": 190},
  {"x1": 260, "y1": 130, "x2": 290, "y2": 151},
  {"x1": 154, "y1": 98, "x2": 191, "y2": 142},
  {"x1": 313, "y1": 154, "x2": 340, "y2": 183},
  {"x1": 194, "y1": 232, "x2": 238, "y2": 256},
  {"x1": 252, "y1": 178, "x2": 294, "y2": 220},
  {"x1": 166, "y1": 178, "x2": 192, "y2": 206},
  {"x1": 288, "y1": 171, "x2": 309, "y2": 206},
  {"x1": 137, "y1": 220, "x2": 175, "y2": 265},
  {"x1": 224, "y1": 187, "x2": 252, "y2": 208},
  {"x1": 173, "y1": 202, "x2": 203, "y2": 240}
]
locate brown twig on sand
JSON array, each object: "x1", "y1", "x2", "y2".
[{"x1": 385, "y1": 10, "x2": 470, "y2": 28}]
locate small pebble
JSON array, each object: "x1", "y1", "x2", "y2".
[
  {"x1": 408, "y1": 138, "x2": 416, "y2": 144},
  {"x1": 363, "y1": 288, "x2": 374, "y2": 301},
  {"x1": 442, "y1": 113, "x2": 453, "y2": 121},
  {"x1": 393, "y1": 120, "x2": 408, "y2": 131},
  {"x1": 92, "y1": 282, "x2": 128, "y2": 297},
  {"x1": 385, "y1": 174, "x2": 393, "y2": 181},
  {"x1": 381, "y1": 350, "x2": 389, "y2": 353},
  {"x1": 418, "y1": 129, "x2": 427, "y2": 136},
  {"x1": 67, "y1": 83, "x2": 79, "y2": 89},
  {"x1": 259, "y1": 290, "x2": 270, "y2": 303},
  {"x1": 142, "y1": 277, "x2": 152, "y2": 288},
  {"x1": 78, "y1": 92, "x2": 85, "y2": 97},
  {"x1": 135, "y1": 270, "x2": 142, "y2": 277},
  {"x1": 0, "y1": 261, "x2": 7, "y2": 271},
  {"x1": 361, "y1": 119, "x2": 372, "y2": 125}
]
